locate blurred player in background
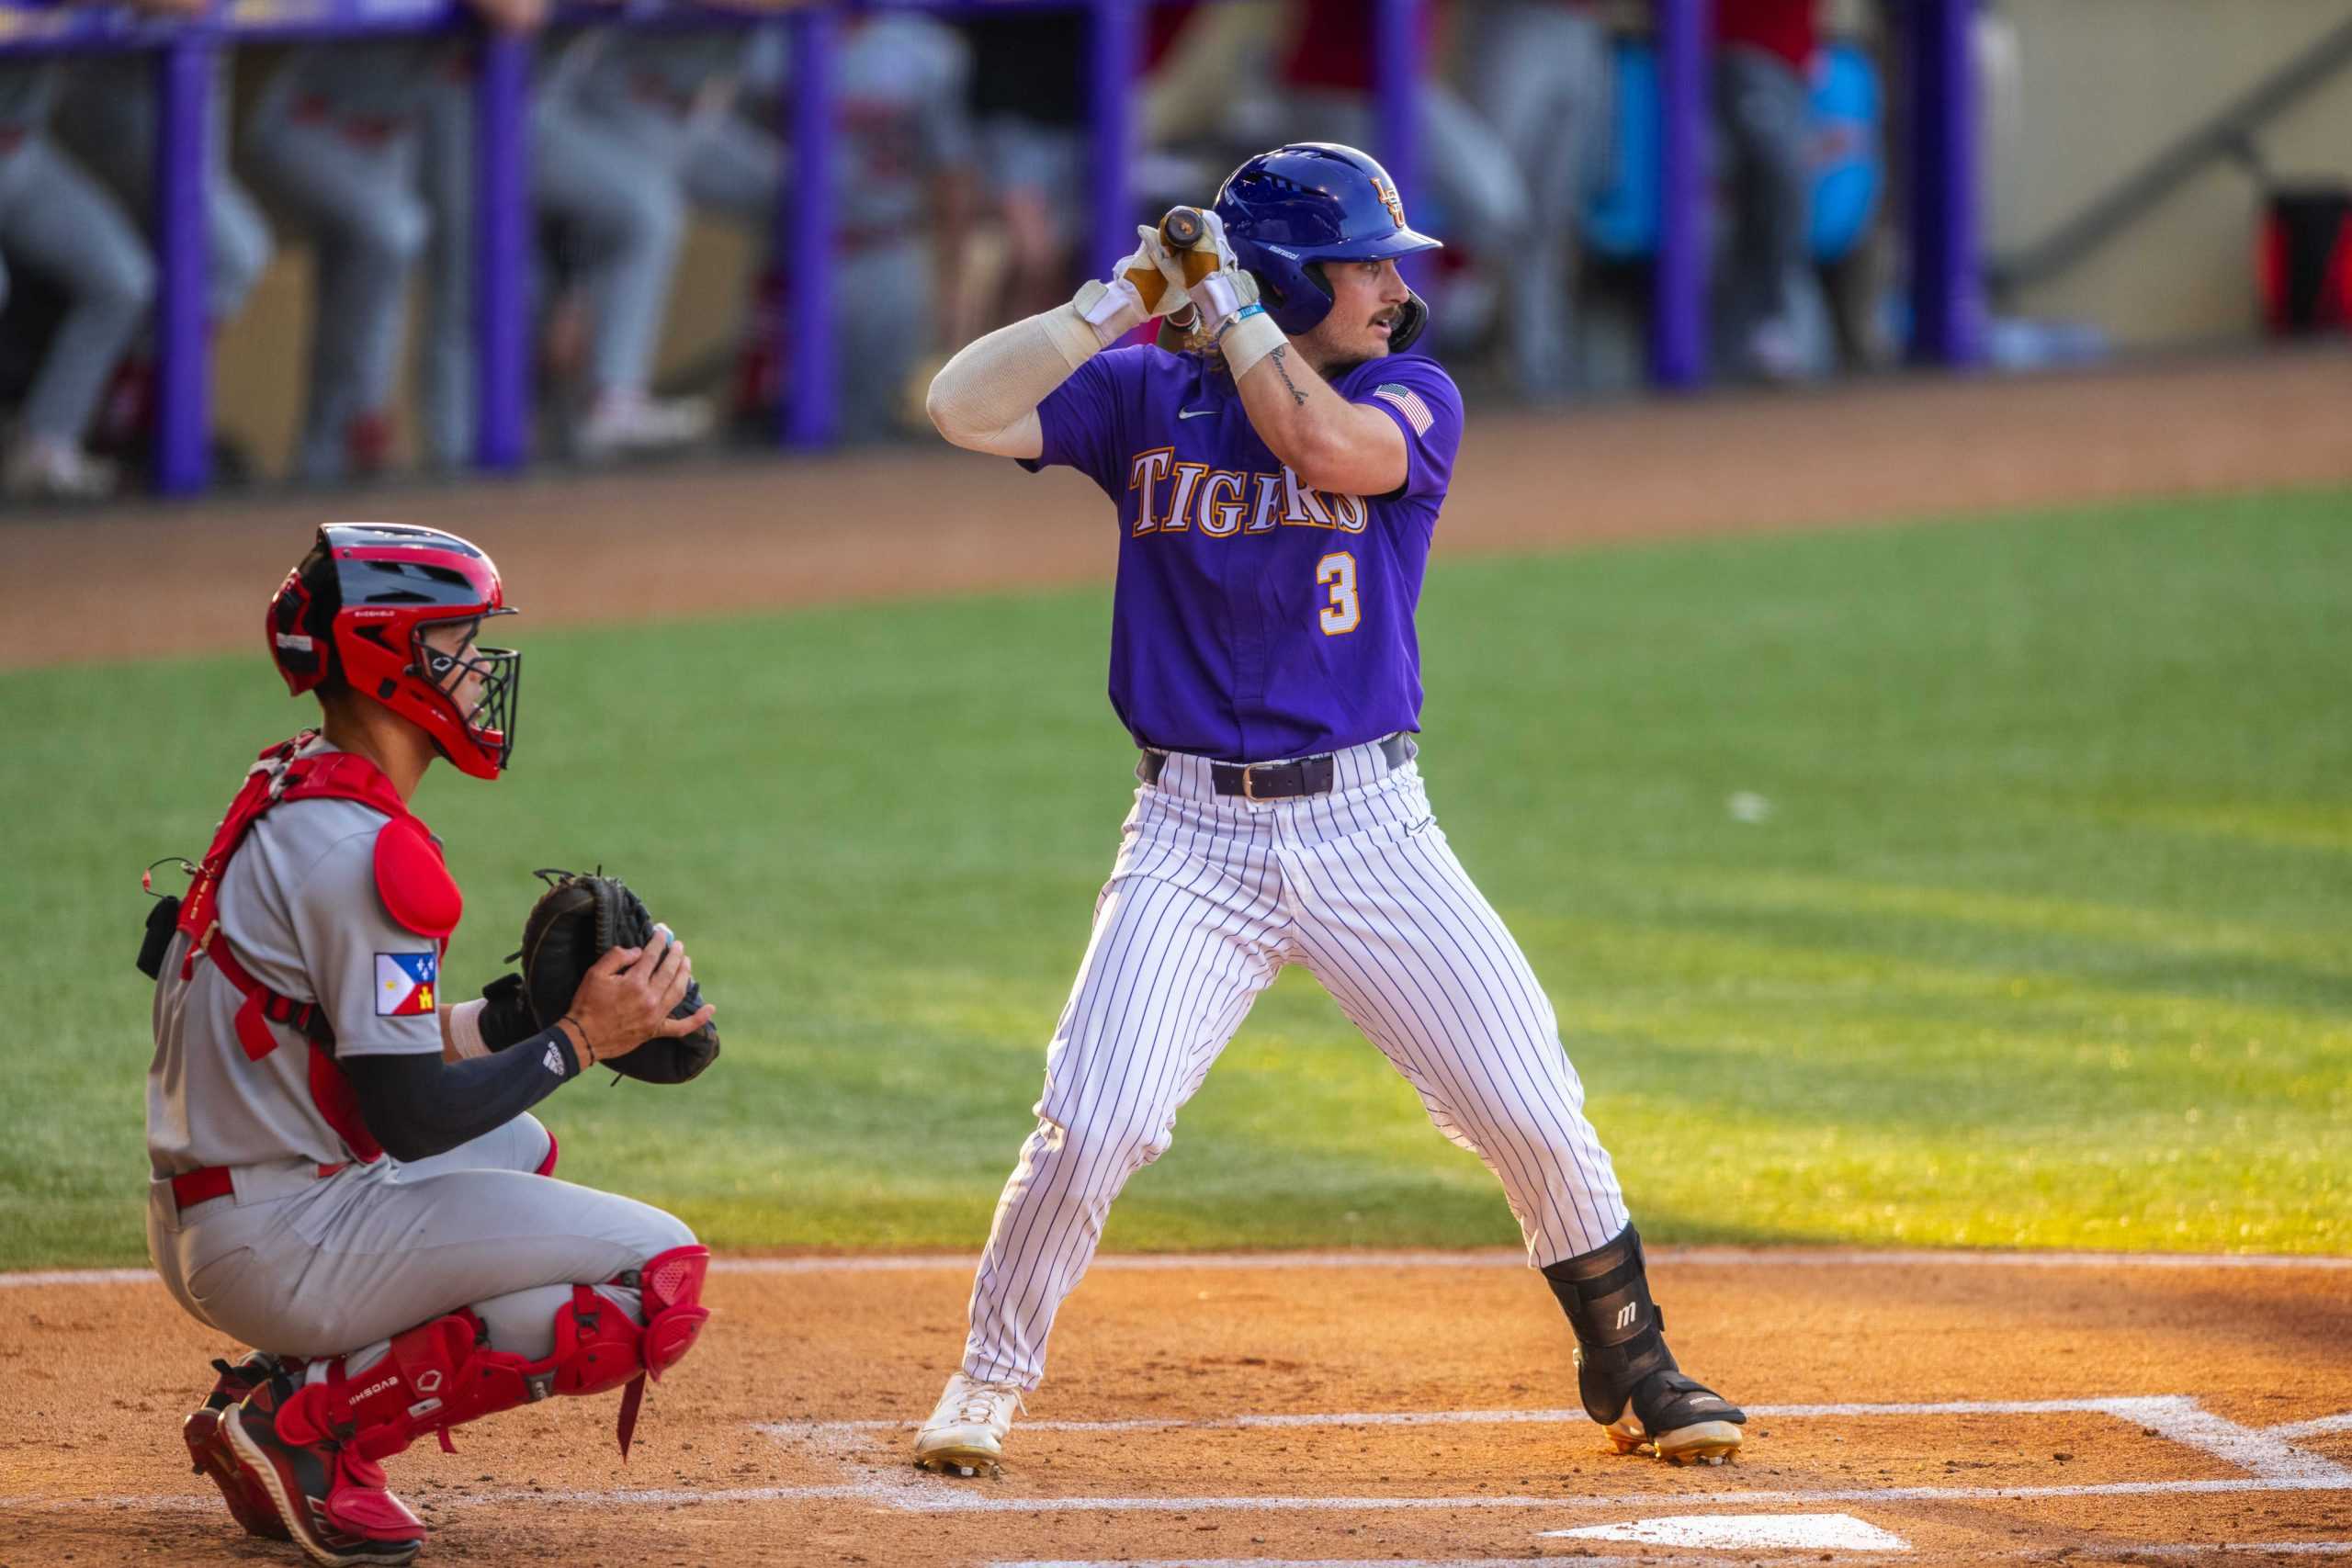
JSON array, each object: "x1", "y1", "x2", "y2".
[
  {"x1": 1272, "y1": 0, "x2": 1528, "y2": 368},
  {"x1": 52, "y1": 1, "x2": 274, "y2": 465},
  {"x1": 531, "y1": 21, "x2": 727, "y2": 459},
  {"x1": 245, "y1": 1, "x2": 542, "y2": 481},
  {"x1": 967, "y1": 12, "x2": 1090, "y2": 321},
  {"x1": 1460, "y1": 0, "x2": 1613, "y2": 399},
  {"x1": 0, "y1": 53, "x2": 153, "y2": 499},
  {"x1": 1714, "y1": 0, "x2": 1830, "y2": 381},
  {"x1": 725, "y1": 11, "x2": 977, "y2": 441}
]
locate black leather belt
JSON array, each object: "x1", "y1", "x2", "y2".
[{"x1": 1136, "y1": 734, "x2": 1413, "y2": 800}]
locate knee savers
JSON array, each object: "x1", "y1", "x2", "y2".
[{"x1": 339, "y1": 1244, "x2": 710, "y2": 1461}]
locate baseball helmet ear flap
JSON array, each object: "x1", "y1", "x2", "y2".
[
  {"x1": 1387, "y1": 288, "x2": 1431, "y2": 355},
  {"x1": 267, "y1": 541, "x2": 339, "y2": 694},
  {"x1": 1303, "y1": 261, "x2": 1429, "y2": 355}
]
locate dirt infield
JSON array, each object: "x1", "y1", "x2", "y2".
[
  {"x1": 6, "y1": 1250, "x2": 2351, "y2": 1565},
  {"x1": 5, "y1": 348, "x2": 2350, "y2": 670}
]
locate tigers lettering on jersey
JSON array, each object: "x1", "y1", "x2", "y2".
[
  {"x1": 1024, "y1": 344, "x2": 1464, "y2": 761},
  {"x1": 1125, "y1": 450, "x2": 1370, "y2": 537}
]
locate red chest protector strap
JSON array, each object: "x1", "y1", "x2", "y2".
[{"x1": 175, "y1": 734, "x2": 458, "y2": 1166}]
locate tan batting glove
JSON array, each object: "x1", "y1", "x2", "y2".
[
  {"x1": 1071, "y1": 226, "x2": 1193, "y2": 348},
  {"x1": 1114, "y1": 225, "x2": 1195, "y2": 319}
]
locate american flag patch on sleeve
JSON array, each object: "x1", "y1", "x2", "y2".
[{"x1": 1372, "y1": 383, "x2": 1436, "y2": 437}]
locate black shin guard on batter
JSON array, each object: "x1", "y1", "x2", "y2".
[
  {"x1": 1542, "y1": 1224, "x2": 1678, "y2": 1424},
  {"x1": 1544, "y1": 1226, "x2": 1746, "y2": 1443}
]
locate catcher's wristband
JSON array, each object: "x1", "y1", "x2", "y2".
[
  {"x1": 1219, "y1": 305, "x2": 1283, "y2": 380},
  {"x1": 447, "y1": 997, "x2": 492, "y2": 1061}
]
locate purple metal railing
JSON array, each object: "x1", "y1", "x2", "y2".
[
  {"x1": 474, "y1": 33, "x2": 531, "y2": 469},
  {"x1": 153, "y1": 35, "x2": 210, "y2": 493},
  {"x1": 1373, "y1": 0, "x2": 1419, "y2": 254},
  {"x1": 0, "y1": 0, "x2": 1979, "y2": 494},
  {"x1": 1905, "y1": 0, "x2": 1983, "y2": 367},
  {"x1": 784, "y1": 5, "x2": 837, "y2": 450},
  {"x1": 1084, "y1": 0, "x2": 1139, "y2": 304},
  {"x1": 1652, "y1": 0, "x2": 1709, "y2": 389}
]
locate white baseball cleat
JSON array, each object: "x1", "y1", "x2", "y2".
[
  {"x1": 913, "y1": 1372, "x2": 1025, "y2": 1476},
  {"x1": 573, "y1": 391, "x2": 713, "y2": 461},
  {"x1": 5, "y1": 436, "x2": 118, "y2": 501}
]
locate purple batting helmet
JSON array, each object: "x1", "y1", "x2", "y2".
[{"x1": 1212, "y1": 142, "x2": 1442, "y2": 352}]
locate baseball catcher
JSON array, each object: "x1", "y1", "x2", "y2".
[{"x1": 142, "y1": 524, "x2": 718, "y2": 1567}]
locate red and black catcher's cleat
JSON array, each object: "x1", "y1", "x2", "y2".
[
  {"x1": 225, "y1": 1374, "x2": 426, "y2": 1568},
  {"x1": 184, "y1": 1353, "x2": 294, "y2": 1540}
]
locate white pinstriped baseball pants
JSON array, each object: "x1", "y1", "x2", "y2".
[{"x1": 962, "y1": 738, "x2": 1632, "y2": 1390}]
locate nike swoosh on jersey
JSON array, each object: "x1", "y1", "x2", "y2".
[{"x1": 1178, "y1": 408, "x2": 1215, "y2": 419}]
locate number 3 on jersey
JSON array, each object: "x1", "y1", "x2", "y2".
[{"x1": 1317, "y1": 552, "x2": 1361, "y2": 636}]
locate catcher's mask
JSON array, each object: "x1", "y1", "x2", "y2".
[
  {"x1": 1212, "y1": 141, "x2": 1442, "y2": 354},
  {"x1": 267, "y1": 523, "x2": 521, "y2": 779}
]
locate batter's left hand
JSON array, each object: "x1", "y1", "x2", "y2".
[
  {"x1": 1181, "y1": 211, "x2": 1260, "y2": 338},
  {"x1": 1176, "y1": 208, "x2": 1239, "y2": 276}
]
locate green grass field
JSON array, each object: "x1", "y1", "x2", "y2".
[{"x1": 5, "y1": 490, "x2": 2346, "y2": 1269}]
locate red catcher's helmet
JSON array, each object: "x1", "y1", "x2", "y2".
[{"x1": 267, "y1": 524, "x2": 521, "y2": 779}]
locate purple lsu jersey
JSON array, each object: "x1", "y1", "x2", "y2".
[{"x1": 1022, "y1": 344, "x2": 1464, "y2": 762}]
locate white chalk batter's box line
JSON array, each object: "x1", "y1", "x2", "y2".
[
  {"x1": 748, "y1": 1393, "x2": 2352, "y2": 1516},
  {"x1": 7, "y1": 1393, "x2": 2350, "y2": 1528},
  {"x1": 986, "y1": 1551, "x2": 2352, "y2": 1566}
]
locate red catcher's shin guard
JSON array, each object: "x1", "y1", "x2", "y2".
[
  {"x1": 329, "y1": 1249, "x2": 710, "y2": 1465},
  {"x1": 614, "y1": 1243, "x2": 712, "y2": 1456},
  {"x1": 639, "y1": 1244, "x2": 711, "y2": 1379}
]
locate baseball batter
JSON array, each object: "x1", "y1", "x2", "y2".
[
  {"x1": 916, "y1": 143, "x2": 1745, "y2": 1472},
  {"x1": 146, "y1": 525, "x2": 715, "y2": 1566}
]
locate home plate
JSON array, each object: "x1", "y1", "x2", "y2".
[{"x1": 1544, "y1": 1513, "x2": 1911, "y2": 1551}]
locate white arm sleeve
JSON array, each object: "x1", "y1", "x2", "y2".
[{"x1": 925, "y1": 282, "x2": 1137, "y2": 458}]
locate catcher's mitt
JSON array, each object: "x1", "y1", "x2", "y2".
[{"x1": 513, "y1": 868, "x2": 719, "y2": 1085}]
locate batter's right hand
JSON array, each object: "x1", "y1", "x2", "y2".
[{"x1": 563, "y1": 929, "x2": 714, "y2": 1066}]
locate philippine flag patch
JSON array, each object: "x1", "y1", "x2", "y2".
[{"x1": 375, "y1": 952, "x2": 437, "y2": 1017}]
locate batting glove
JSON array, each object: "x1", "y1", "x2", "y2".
[
  {"x1": 1181, "y1": 210, "x2": 1258, "y2": 336},
  {"x1": 1072, "y1": 226, "x2": 1193, "y2": 348}
]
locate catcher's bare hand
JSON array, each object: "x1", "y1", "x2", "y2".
[{"x1": 564, "y1": 928, "x2": 714, "y2": 1066}]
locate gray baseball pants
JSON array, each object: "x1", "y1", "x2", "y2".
[
  {"x1": 1283, "y1": 83, "x2": 1528, "y2": 354},
  {"x1": 53, "y1": 54, "x2": 273, "y2": 325},
  {"x1": 148, "y1": 1114, "x2": 695, "y2": 1365},
  {"x1": 0, "y1": 133, "x2": 153, "y2": 445},
  {"x1": 533, "y1": 90, "x2": 684, "y2": 400},
  {"x1": 1464, "y1": 2, "x2": 1613, "y2": 397},
  {"x1": 243, "y1": 73, "x2": 429, "y2": 480},
  {"x1": 1714, "y1": 44, "x2": 1832, "y2": 380}
]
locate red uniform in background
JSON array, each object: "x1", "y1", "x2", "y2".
[
  {"x1": 1278, "y1": 0, "x2": 1439, "y2": 93},
  {"x1": 1715, "y1": 0, "x2": 1818, "y2": 72}
]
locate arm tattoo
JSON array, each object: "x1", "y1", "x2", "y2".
[{"x1": 1268, "y1": 344, "x2": 1309, "y2": 408}]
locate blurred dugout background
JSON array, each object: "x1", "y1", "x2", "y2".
[{"x1": 0, "y1": 0, "x2": 2347, "y2": 501}]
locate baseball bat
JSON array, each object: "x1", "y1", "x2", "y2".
[
  {"x1": 1159, "y1": 206, "x2": 1223, "y2": 288},
  {"x1": 1122, "y1": 205, "x2": 1221, "y2": 314}
]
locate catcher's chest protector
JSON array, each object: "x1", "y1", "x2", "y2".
[{"x1": 162, "y1": 733, "x2": 464, "y2": 1163}]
